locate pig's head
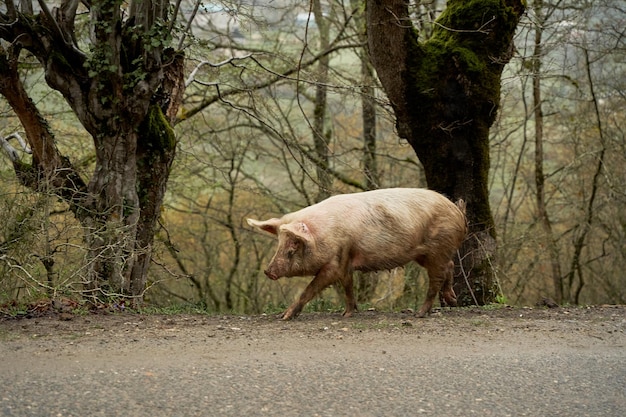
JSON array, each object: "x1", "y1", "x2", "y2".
[{"x1": 247, "y1": 218, "x2": 314, "y2": 280}]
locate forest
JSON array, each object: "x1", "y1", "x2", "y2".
[{"x1": 0, "y1": 0, "x2": 624, "y2": 314}]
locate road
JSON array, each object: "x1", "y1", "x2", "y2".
[{"x1": 1, "y1": 307, "x2": 625, "y2": 416}]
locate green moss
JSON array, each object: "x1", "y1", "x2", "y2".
[
  {"x1": 406, "y1": 0, "x2": 520, "y2": 102},
  {"x1": 136, "y1": 105, "x2": 176, "y2": 208},
  {"x1": 434, "y1": 0, "x2": 520, "y2": 48},
  {"x1": 140, "y1": 105, "x2": 176, "y2": 152}
]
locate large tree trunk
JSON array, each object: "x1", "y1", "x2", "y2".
[
  {"x1": 366, "y1": 0, "x2": 525, "y2": 305},
  {"x1": 132, "y1": 54, "x2": 185, "y2": 297}
]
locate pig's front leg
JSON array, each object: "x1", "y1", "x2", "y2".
[
  {"x1": 439, "y1": 260, "x2": 457, "y2": 307},
  {"x1": 281, "y1": 266, "x2": 340, "y2": 320}
]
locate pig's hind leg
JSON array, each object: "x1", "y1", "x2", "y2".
[
  {"x1": 281, "y1": 266, "x2": 341, "y2": 320},
  {"x1": 439, "y1": 260, "x2": 457, "y2": 307},
  {"x1": 416, "y1": 258, "x2": 454, "y2": 318}
]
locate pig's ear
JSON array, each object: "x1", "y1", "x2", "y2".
[
  {"x1": 279, "y1": 222, "x2": 312, "y2": 245},
  {"x1": 247, "y1": 218, "x2": 281, "y2": 235}
]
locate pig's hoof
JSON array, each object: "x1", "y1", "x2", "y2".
[
  {"x1": 278, "y1": 312, "x2": 293, "y2": 321},
  {"x1": 443, "y1": 296, "x2": 457, "y2": 307},
  {"x1": 342, "y1": 310, "x2": 354, "y2": 318},
  {"x1": 280, "y1": 308, "x2": 300, "y2": 321},
  {"x1": 415, "y1": 310, "x2": 430, "y2": 318}
]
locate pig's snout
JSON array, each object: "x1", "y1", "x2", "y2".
[{"x1": 264, "y1": 269, "x2": 279, "y2": 280}]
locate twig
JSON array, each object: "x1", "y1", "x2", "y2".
[
  {"x1": 433, "y1": 15, "x2": 496, "y2": 35},
  {"x1": 185, "y1": 54, "x2": 255, "y2": 87},
  {"x1": 457, "y1": 249, "x2": 479, "y2": 306}
]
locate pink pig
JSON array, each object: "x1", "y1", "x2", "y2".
[{"x1": 247, "y1": 188, "x2": 467, "y2": 320}]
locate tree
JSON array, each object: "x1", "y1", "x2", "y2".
[
  {"x1": 366, "y1": 0, "x2": 525, "y2": 305},
  {"x1": 0, "y1": 1, "x2": 185, "y2": 304}
]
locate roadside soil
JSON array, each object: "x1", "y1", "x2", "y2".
[{"x1": 1, "y1": 303, "x2": 625, "y2": 352}]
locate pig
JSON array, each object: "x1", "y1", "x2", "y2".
[{"x1": 247, "y1": 188, "x2": 467, "y2": 320}]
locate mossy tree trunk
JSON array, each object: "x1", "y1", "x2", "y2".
[
  {"x1": 0, "y1": 1, "x2": 184, "y2": 303},
  {"x1": 366, "y1": 0, "x2": 525, "y2": 305}
]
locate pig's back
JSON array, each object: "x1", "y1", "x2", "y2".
[
  {"x1": 322, "y1": 188, "x2": 457, "y2": 221},
  {"x1": 297, "y1": 188, "x2": 459, "y2": 227}
]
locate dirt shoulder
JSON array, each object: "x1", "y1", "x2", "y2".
[{"x1": 1, "y1": 304, "x2": 625, "y2": 352}]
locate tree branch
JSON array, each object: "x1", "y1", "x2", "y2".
[
  {"x1": 0, "y1": 133, "x2": 31, "y2": 161},
  {"x1": 0, "y1": 42, "x2": 88, "y2": 211}
]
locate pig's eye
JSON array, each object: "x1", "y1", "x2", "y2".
[{"x1": 287, "y1": 249, "x2": 295, "y2": 259}]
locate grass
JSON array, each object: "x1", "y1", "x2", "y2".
[{"x1": 137, "y1": 304, "x2": 216, "y2": 316}]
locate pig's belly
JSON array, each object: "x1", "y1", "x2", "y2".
[{"x1": 351, "y1": 252, "x2": 415, "y2": 272}]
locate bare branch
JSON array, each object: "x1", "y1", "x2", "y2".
[
  {"x1": 0, "y1": 136, "x2": 20, "y2": 162},
  {"x1": 176, "y1": 0, "x2": 199, "y2": 50},
  {"x1": 36, "y1": 0, "x2": 71, "y2": 47},
  {"x1": 184, "y1": 54, "x2": 254, "y2": 87},
  {"x1": 0, "y1": 132, "x2": 32, "y2": 162}
]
